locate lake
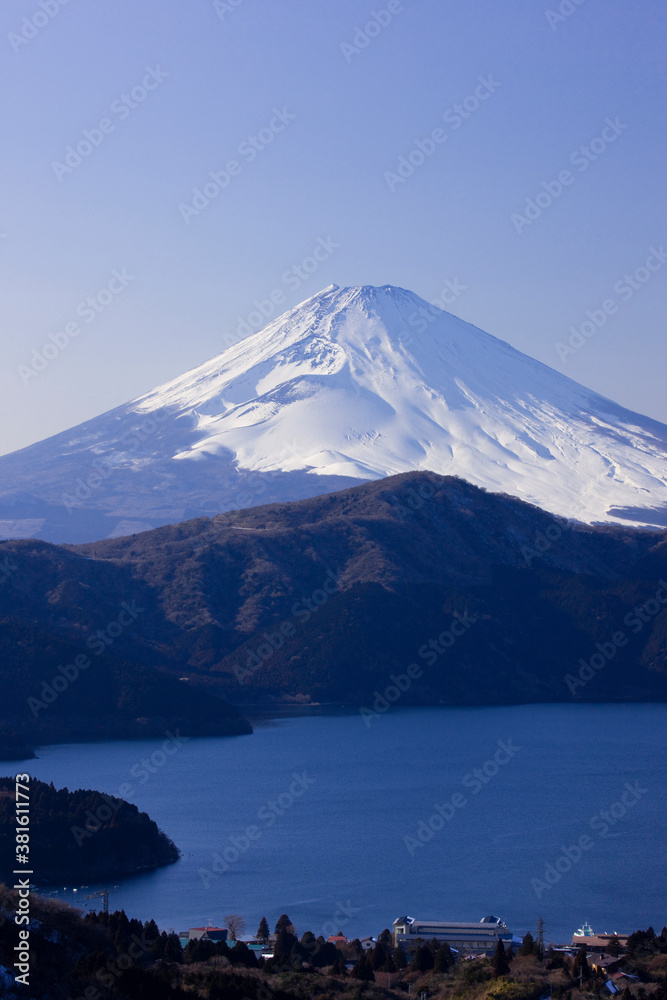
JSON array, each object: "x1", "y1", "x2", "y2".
[{"x1": 6, "y1": 704, "x2": 666, "y2": 945}]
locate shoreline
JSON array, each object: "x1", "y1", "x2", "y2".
[{"x1": 3, "y1": 700, "x2": 667, "y2": 760}]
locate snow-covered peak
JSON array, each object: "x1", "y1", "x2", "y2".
[
  {"x1": 1, "y1": 283, "x2": 666, "y2": 541},
  {"x1": 129, "y1": 282, "x2": 666, "y2": 524}
]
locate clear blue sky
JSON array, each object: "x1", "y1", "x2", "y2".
[{"x1": 1, "y1": 0, "x2": 665, "y2": 456}]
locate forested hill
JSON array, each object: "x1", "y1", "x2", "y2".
[
  {"x1": 0, "y1": 777, "x2": 179, "y2": 885},
  {"x1": 1, "y1": 472, "x2": 666, "y2": 714}
]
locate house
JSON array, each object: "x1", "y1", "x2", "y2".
[
  {"x1": 611, "y1": 972, "x2": 639, "y2": 985},
  {"x1": 393, "y1": 915, "x2": 512, "y2": 956},
  {"x1": 188, "y1": 926, "x2": 228, "y2": 943},
  {"x1": 360, "y1": 937, "x2": 376, "y2": 951},
  {"x1": 327, "y1": 934, "x2": 348, "y2": 946},
  {"x1": 588, "y1": 954, "x2": 625, "y2": 976}
]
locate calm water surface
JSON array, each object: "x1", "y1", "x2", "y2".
[{"x1": 9, "y1": 704, "x2": 667, "y2": 944}]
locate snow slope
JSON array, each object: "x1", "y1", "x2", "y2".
[{"x1": 1, "y1": 283, "x2": 666, "y2": 542}]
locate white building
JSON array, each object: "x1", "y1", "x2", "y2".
[{"x1": 393, "y1": 915, "x2": 512, "y2": 956}]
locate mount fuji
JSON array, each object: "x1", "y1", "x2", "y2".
[{"x1": 2, "y1": 283, "x2": 666, "y2": 543}]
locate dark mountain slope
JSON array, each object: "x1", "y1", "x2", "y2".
[
  {"x1": 0, "y1": 473, "x2": 665, "y2": 728},
  {"x1": 0, "y1": 540, "x2": 251, "y2": 752}
]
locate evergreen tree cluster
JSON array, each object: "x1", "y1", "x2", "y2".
[
  {"x1": 2, "y1": 892, "x2": 667, "y2": 1000},
  {"x1": 183, "y1": 935, "x2": 259, "y2": 967},
  {"x1": 347, "y1": 935, "x2": 455, "y2": 982},
  {"x1": 0, "y1": 776, "x2": 179, "y2": 884},
  {"x1": 268, "y1": 921, "x2": 342, "y2": 971},
  {"x1": 409, "y1": 937, "x2": 456, "y2": 974},
  {"x1": 627, "y1": 926, "x2": 667, "y2": 958}
]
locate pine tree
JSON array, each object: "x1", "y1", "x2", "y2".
[
  {"x1": 300, "y1": 931, "x2": 323, "y2": 967},
  {"x1": 289, "y1": 939, "x2": 305, "y2": 971},
  {"x1": 414, "y1": 944, "x2": 434, "y2": 972},
  {"x1": 384, "y1": 953, "x2": 397, "y2": 973},
  {"x1": 520, "y1": 931, "x2": 535, "y2": 956},
  {"x1": 371, "y1": 941, "x2": 387, "y2": 970},
  {"x1": 351, "y1": 952, "x2": 375, "y2": 981},
  {"x1": 184, "y1": 937, "x2": 215, "y2": 963},
  {"x1": 274, "y1": 913, "x2": 294, "y2": 935},
  {"x1": 256, "y1": 916, "x2": 270, "y2": 944},
  {"x1": 230, "y1": 940, "x2": 257, "y2": 967},
  {"x1": 379, "y1": 928, "x2": 392, "y2": 948},
  {"x1": 163, "y1": 931, "x2": 183, "y2": 962},
  {"x1": 332, "y1": 955, "x2": 347, "y2": 976},
  {"x1": 393, "y1": 944, "x2": 407, "y2": 969},
  {"x1": 546, "y1": 946, "x2": 563, "y2": 970},
  {"x1": 144, "y1": 918, "x2": 160, "y2": 942},
  {"x1": 492, "y1": 939, "x2": 511, "y2": 978},
  {"x1": 272, "y1": 926, "x2": 298, "y2": 965},
  {"x1": 319, "y1": 938, "x2": 340, "y2": 966},
  {"x1": 608, "y1": 935, "x2": 622, "y2": 956},
  {"x1": 151, "y1": 930, "x2": 183, "y2": 962},
  {"x1": 434, "y1": 942, "x2": 454, "y2": 973}
]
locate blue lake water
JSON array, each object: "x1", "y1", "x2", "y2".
[{"x1": 7, "y1": 704, "x2": 666, "y2": 945}]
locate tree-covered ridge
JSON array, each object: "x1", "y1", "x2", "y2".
[
  {"x1": 1, "y1": 473, "x2": 665, "y2": 718},
  {"x1": 0, "y1": 604, "x2": 252, "y2": 754},
  {"x1": 0, "y1": 777, "x2": 179, "y2": 884}
]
